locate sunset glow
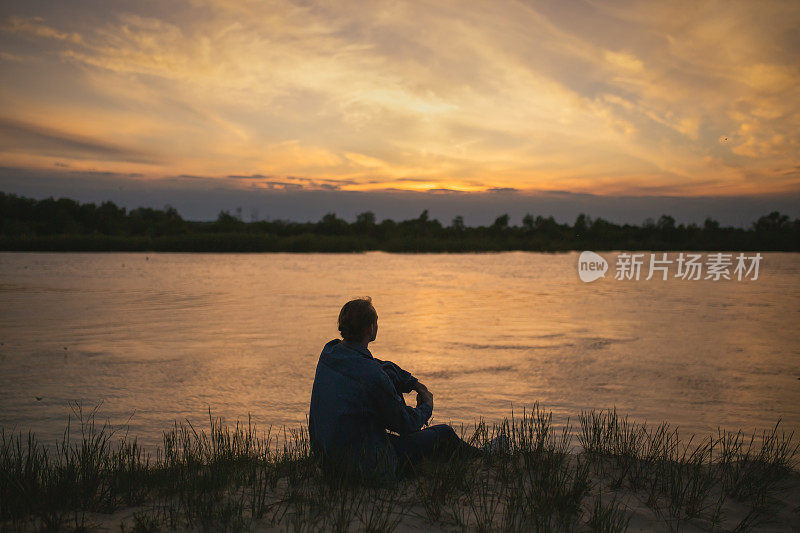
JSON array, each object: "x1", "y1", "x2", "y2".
[{"x1": 1, "y1": 0, "x2": 798, "y2": 197}]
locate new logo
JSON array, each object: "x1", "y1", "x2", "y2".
[{"x1": 578, "y1": 251, "x2": 608, "y2": 282}]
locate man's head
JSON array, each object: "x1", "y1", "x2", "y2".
[{"x1": 338, "y1": 296, "x2": 378, "y2": 345}]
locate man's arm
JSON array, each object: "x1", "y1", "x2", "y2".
[
  {"x1": 373, "y1": 358, "x2": 420, "y2": 394},
  {"x1": 414, "y1": 381, "x2": 434, "y2": 410},
  {"x1": 368, "y1": 371, "x2": 432, "y2": 435},
  {"x1": 373, "y1": 358, "x2": 434, "y2": 410}
]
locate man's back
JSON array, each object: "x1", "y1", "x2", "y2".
[{"x1": 308, "y1": 338, "x2": 432, "y2": 484}]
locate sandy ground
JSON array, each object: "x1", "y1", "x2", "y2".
[{"x1": 72, "y1": 464, "x2": 800, "y2": 532}]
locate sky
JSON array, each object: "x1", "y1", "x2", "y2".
[{"x1": 1, "y1": 0, "x2": 799, "y2": 225}]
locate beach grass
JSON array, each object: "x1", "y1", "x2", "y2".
[{"x1": 1, "y1": 402, "x2": 798, "y2": 532}]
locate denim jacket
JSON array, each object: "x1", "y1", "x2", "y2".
[{"x1": 308, "y1": 338, "x2": 433, "y2": 484}]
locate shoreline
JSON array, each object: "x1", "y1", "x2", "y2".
[{"x1": 1, "y1": 233, "x2": 796, "y2": 253}]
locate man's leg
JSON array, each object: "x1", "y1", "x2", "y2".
[{"x1": 388, "y1": 424, "x2": 481, "y2": 473}]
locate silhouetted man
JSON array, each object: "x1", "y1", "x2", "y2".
[{"x1": 308, "y1": 296, "x2": 480, "y2": 484}]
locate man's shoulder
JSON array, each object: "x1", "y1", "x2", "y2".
[
  {"x1": 319, "y1": 340, "x2": 381, "y2": 371},
  {"x1": 323, "y1": 338, "x2": 342, "y2": 350},
  {"x1": 320, "y1": 338, "x2": 350, "y2": 359}
]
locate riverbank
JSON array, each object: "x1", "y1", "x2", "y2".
[
  {"x1": 2, "y1": 405, "x2": 798, "y2": 532},
  {"x1": 2, "y1": 232, "x2": 796, "y2": 253}
]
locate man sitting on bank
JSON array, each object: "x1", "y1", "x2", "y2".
[{"x1": 308, "y1": 296, "x2": 480, "y2": 484}]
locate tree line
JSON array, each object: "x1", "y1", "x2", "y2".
[{"x1": 1, "y1": 191, "x2": 798, "y2": 252}]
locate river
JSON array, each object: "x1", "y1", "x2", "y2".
[{"x1": 1, "y1": 251, "x2": 798, "y2": 448}]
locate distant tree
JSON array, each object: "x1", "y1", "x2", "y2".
[
  {"x1": 451, "y1": 215, "x2": 465, "y2": 231},
  {"x1": 214, "y1": 210, "x2": 243, "y2": 232},
  {"x1": 574, "y1": 213, "x2": 590, "y2": 232},
  {"x1": 657, "y1": 215, "x2": 675, "y2": 230},
  {"x1": 164, "y1": 205, "x2": 182, "y2": 221},
  {"x1": 400, "y1": 209, "x2": 441, "y2": 236},
  {"x1": 522, "y1": 213, "x2": 535, "y2": 232},
  {"x1": 590, "y1": 217, "x2": 613, "y2": 230},
  {"x1": 216, "y1": 210, "x2": 238, "y2": 225},
  {"x1": 753, "y1": 211, "x2": 790, "y2": 232},
  {"x1": 318, "y1": 212, "x2": 348, "y2": 235},
  {"x1": 703, "y1": 218, "x2": 720, "y2": 231},
  {"x1": 96, "y1": 200, "x2": 126, "y2": 235},
  {"x1": 353, "y1": 211, "x2": 376, "y2": 237},
  {"x1": 379, "y1": 218, "x2": 397, "y2": 233},
  {"x1": 535, "y1": 215, "x2": 558, "y2": 231},
  {"x1": 492, "y1": 214, "x2": 510, "y2": 230},
  {"x1": 356, "y1": 211, "x2": 376, "y2": 226}
]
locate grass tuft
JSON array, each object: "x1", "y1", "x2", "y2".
[{"x1": 1, "y1": 404, "x2": 797, "y2": 531}]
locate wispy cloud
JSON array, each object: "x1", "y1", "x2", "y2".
[
  {"x1": 0, "y1": 0, "x2": 797, "y2": 196},
  {"x1": 0, "y1": 117, "x2": 160, "y2": 164}
]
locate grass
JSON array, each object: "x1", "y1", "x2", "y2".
[{"x1": 1, "y1": 402, "x2": 798, "y2": 532}]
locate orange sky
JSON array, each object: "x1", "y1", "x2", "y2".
[{"x1": 1, "y1": 0, "x2": 798, "y2": 197}]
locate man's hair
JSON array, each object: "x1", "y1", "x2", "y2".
[{"x1": 338, "y1": 297, "x2": 377, "y2": 342}]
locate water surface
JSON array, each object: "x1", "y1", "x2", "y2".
[{"x1": 1, "y1": 252, "x2": 798, "y2": 447}]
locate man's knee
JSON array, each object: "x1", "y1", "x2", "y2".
[
  {"x1": 427, "y1": 424, "x2": 460, "y2": 448},
  {"x1": 425, "y1": 424, "x2": 454, "y2": 438}
]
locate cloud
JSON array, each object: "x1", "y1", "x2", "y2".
[
  {"x1": 0, "y1": 117, "x2": 161, "y2": 164},
  {"x1": 427, "y1": 188, "x2": 467, "y2": 194},
  {"x1": 0, "y1": 0, "x2": 797, "y2": 197},
  {"x1": 2, "y1": 16, "x2": 83, "y2": 43},
  {"x1": 0, "y1": 51, "x2": 26, "y2": 62}
]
